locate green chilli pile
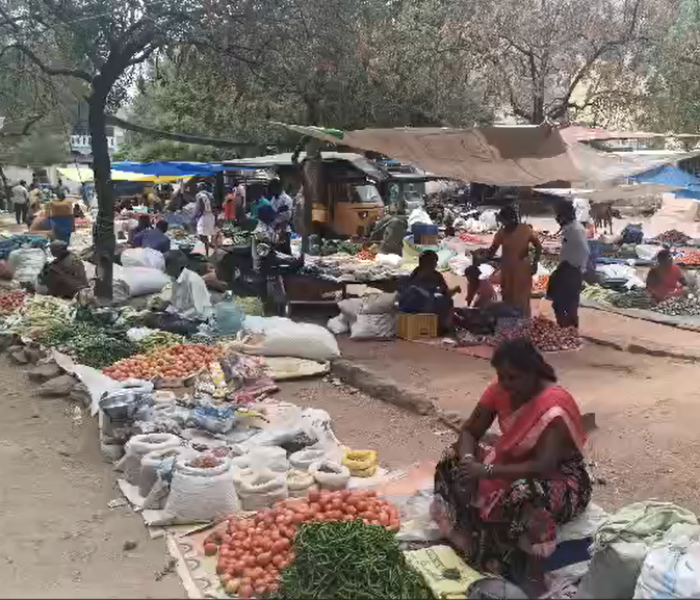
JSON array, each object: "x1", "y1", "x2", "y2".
[
  {"x1": 37, "y1": 322, "x2": 138, "y2": 369},
  {"x1": 278, "y1": 521, "x2": 432, "y2": 600}
]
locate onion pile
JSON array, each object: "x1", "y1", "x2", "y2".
[
  {"x1": 530, "y1": 316, "x2": 582, "y2": 352},
  {"x1": 0, "y1": 290, "x2": 26, "y2": 315},
  {"x1": 205, "y1": 490, "x2": 400, "y2": 599},
  {"x1": 654, "y1": 229, "x2": 690, "y2": 245}
]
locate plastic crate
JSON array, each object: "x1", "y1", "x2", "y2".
[{"x1": 397, "y1": 312, "x2": 438, "y2": 340}]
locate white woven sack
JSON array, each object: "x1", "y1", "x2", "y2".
[
  {"x1": 230, "y1": 446, "x2": 288, "y2": 473},
  {"x1": 237, "y1": 469, "x2": 288, "y2": 511},
  {"x1": 289, "y1": 447, "x2": 327, "y2": 471},
  {"x1": 287, "y1": 469, "x2": 317, "y2": 498},
  {"x1": 310, "y1": 460, "x2": 350, "y2": 490},
  {"x1": 138, "y1": 447, "x2": 188, "y2": 498},
  {"x1": 116, "y1": 433, "x2": 181, "y2": 484},
  {"x1": 165, "y1": 457, "x2": 241, "y2": 523}
]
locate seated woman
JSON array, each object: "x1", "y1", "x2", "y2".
[
  {"x1": 646, "y1": 249, "x2": 686, "y2": 302},
  {"x1": 398, "y1": 250, "x2": 460, "y2": 332},
  {"x1": 432, "y1": 338, "x2": 590, "y2": 582}
]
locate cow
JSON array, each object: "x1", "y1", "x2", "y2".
[{"x1": 591, "y1": 202, "x2": 617, "y2": 234}]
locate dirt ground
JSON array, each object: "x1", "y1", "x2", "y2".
[
  {"x1": 338, "y1": 336, "x2": 700, "y2": 514},
  {"x1": 0, "y1": 357, "x2": 447, "y2": 599}
]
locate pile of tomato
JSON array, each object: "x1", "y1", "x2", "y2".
[
  {"x1": 203, "y1": 489, "x2": 401, "y2": 598},
  {"x1": 103, "y1": 343, "x2": 221, "y2": 381},
  {"x1": 0, "y1": 290, "x2": 26, "y2": 315}
]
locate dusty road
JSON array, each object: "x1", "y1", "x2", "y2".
[
  {"x1": 339, "y1": 336, "x2": 700, "y2": 514},
  {"x1": 0, "y1": 357, "x2": 446, "y2": 599}
]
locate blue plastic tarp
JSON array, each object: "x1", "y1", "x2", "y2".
[
  {"x1": 629, "y1": 164, "x2": 700, "y2": 187},
  {"x1": 674, "y1": 185, "x2": 700, "y2": 200},
  {"x1": 111, "y1": 161, "x2": 225, "y2": 176}
]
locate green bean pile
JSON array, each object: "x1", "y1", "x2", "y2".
[{"x1": 278, "y1": 521, "x2": 433, "y2": 600}]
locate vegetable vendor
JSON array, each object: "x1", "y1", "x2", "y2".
[
  {"x1": 433, "y1": 338, "x2": 590, "y2": 584},
  {"x1": 398, "y1": 250, "x2": 461, "y2": 333},
  {"x1": 646, "y1": 249, "x2": 687, "y2": 302},
  {"x1": 546, "y1": 202, "x2": 590, "y2": 329},
  {"x1": 133, "y1": 220, "x2": 171, "y2": 254},
  {"x1": 482, "y1": 206, "x2": 542, "y2": 317},
  {"x1": 38, "y1": 241, "x2": 89, "y2": 299}
]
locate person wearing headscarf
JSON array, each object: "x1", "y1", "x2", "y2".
[
  {"x1": 38, "y1": 241, "x2": 88, "y2": 299},
  {"x1": 483, "y1": 206, "x2": 542, "y2": 317}
]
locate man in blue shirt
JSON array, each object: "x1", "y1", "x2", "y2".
[{"x1": 133, "y1": 220, "x2": 171, "y2": 254}]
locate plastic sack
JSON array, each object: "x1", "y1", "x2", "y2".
[
  {"x1": 191, "y1": 405, "x2": 237, "y2": 434},
  {"x1": 231, "y1": 446, "x2": 289, "y2": 473},
  {"x1": 387, "y1": 490, "x2": 441, "y2": 543},
  {"x1": 236, "y1": 468, "x2": 288, "y2": 511},
  {"x1": 239, "y1": 317, "x2": 340, "y2": 362},
  {"x1": 115, "y1": 433, "x2": 181, "y2": 485},
  {"x1": 168, "y1": 268, "x2": 213, "y2": 320},
  {"x1": 287, "y1": 469, "x2": 317, "y2": 498},
  {"x1": 576, "y1": 501, "x2": 698, "y2": 599},
  {"x1": 634, "y1": 524, "x2": 700, "y2": 599},
  {"x1": 407, "y1": 208, "x2": 433, "y2": 228},
  {"x1": 290, "y1": 447, "x2": 328, "y2": 471},
  {"x1": 342, "y1": 450, "x2": 378, "y2": 477},
  {"x1": 215, "y1": 292, "x2": 245, "y2": 336},
  {"x1": 310, "y1": 459, "x2": 350, "y2": 490},
  {"x1": 479, "y1": 210, "x2": 498, "y2": 230},
  {"x1": 375, "y1": 253, "x2": 403, "y2": 267},
  {"x1": 116, "y1": 264, "x2": 171, "y2": 297},
  {"x1": 139, "y1": 446, "x2": 188, "y2": 497},
  {"x1": 635, "y1": 244, "x2": 663, "y2": 262},
  {"x1": 337, "y1": 298, "x2": 363, "y2": 325},
  {"x1": 164, "y1": 456, "x2": 241, "y2": 523},
  {"x1": 350, "y1": 314, "x2": 396, "y2": 339},
  {"x1": 327, "y1": 315, "x2": 349, "y2": 335},
  {"x1": 436, "y1": 248, "x2": 456, "y2": 271},
  {"x1": 404, "y1": 545, "x2": 487, "y2": 599},
  {"x1": 121, "y1": 247, "x2": 166, "y2": 271},
  {"x1": 358, "y1": 293, "x2": 397, "y2": 315},
  {"x1": 9, "y1": 247, "x2": 46, "y2": 284}
]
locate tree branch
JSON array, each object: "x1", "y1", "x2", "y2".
[{"x1": 0, "y1": 43, "x2": 92, "y2": 82}]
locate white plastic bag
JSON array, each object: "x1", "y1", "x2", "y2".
[
  {"x1": 9, "y1": 248, "x2": 46, "y2": 284},
  {"x1": 287, "y1": 469, "x2": 317, "y2": 498},
  {"x1": 290, "y1": 447, "x2": 328, "y2": 471},
  {"x1": 350, "y1": 314, "x2": 396, "y2": 339},
  {"x1": 236, "y1": 468, "x2": 288, "y2": 511},
  {"x1": 139, "y1": 446, "x2": 188, "y2": 498},
  {"x1": 479, "y1": 210, "x2": 498, "y2": 230},
  {"x1": 634, "y1": 524, "x2": 700, "y2": 599},
  {"x1": 168, "y1": 268, "x2": 212, "y2": 319},
  {"x1": 408, "y1": 208, "x2": 433, "y2": 227},
  {"x1": 337, "y1": 298, "x2": 363, "y2": 325},
  {"x1": 240, "y1": 317, "x2": 340, "y2": 361},
  {"x1": 117, "y1": 265, "x2": 171, "y2": 297},
  {"x1": 310, "y1": 459, "x2": 350, "y2": 490},
  {"x1": 121, "y1": 248, "x2": 166, "y2": 271},
  {"x1": 116, "y1": 433, "x2": 181, "y2": 484},
  {"x1": 635, "y1": 244, "x2": 663, "y2": 262},
  {"x1": 358, "y1": 293, "x2": 397, "y2": 315},
  {"x1": 375, "y1": 253, "x2": 403, "y2": 267},
  {"x1": 165, "y1": 456, "x2": 241, "y2": 523},
  {"x1": 230, "y1": 446, "x2": 289, "y2": 473},
  {"x1": 327, "y1": 315, "x2": 349, "y2": 335}
]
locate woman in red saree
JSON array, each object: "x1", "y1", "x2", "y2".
[{"x1": 433, "y1": 338, "x2": 590, "y2": 581}]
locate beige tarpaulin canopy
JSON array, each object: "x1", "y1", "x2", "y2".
[{"x1": 274, "y1": 123, "x2": 700, "y2": 188}]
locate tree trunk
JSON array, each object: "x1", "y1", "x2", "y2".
[
  {"x1": 88, "y1": 90, "x2": 115, "y2": 300},
  {"x1": 0, "y1": 163, "x2": 9, "y2": 211}
]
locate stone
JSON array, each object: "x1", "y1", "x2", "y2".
[
  {"x1": 27, "y1": 362, "x2": 63, "y2": 383},
  {"x1": 23, "y1": 347, "x2": 43, "y2": 364},
  {"x1": 438, "y1": 410, "x2": 464, "y2": 431},
  {"x1": 122, "y1": 540, "x2": 138, "y2": 551},
  {"x1": 37, "y1": 374, "x2": 76, "y2": 397},
  {"x1": 9, "y1": 349, "x2": 29, "y2": 365}
]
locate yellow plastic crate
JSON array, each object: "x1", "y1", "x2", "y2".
[{"x1": 397, "y1": 312, "x2": 438, "y2": 340}]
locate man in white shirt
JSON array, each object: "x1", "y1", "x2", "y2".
[
  {"x1": 11, "y1": 180, "x2": 29, "y2": 225},
  {"x1": 547, "y1": 202, "x2": 590, "y2": 329},
  {"x1": 572, "y1": 196, "x2": 591, "y2": 225},
  {"x1": 268, "y1": 178, "x2": 294, "y2": 254}
]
